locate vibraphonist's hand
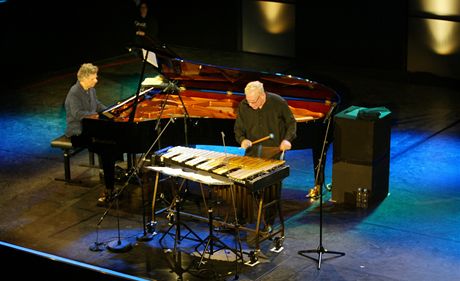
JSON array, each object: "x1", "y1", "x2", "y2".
[
  {"x1": 241, "y1": 139, "x2": 252, "y2": 149},
  {"x1": 279, "y1": 139, "x2": 292, "y2": 151}
]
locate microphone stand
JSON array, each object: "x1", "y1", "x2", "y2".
[
  {"x1": 89, "y1": 49, "x2": 151, "y2": 253},
  {"x1": 154, "y1": 81, "x2": 174, "y2": 132},
  {"x1": 297, "y1": 103, "x2": 345, "y2": 269},
  {"x1": 154, "y1": 80, "x2": 190, "y2": 147},
  {"x1": 93, "y1": 117, "x2": 176, "y2": 252},
  {"x1": 89, "y1": 224, "x2": 104, "y2": 252},
  {"x1": 135, "y1": 41, "x2": 189, "y2": 148},
  {"x1": 128, "y1": 47, "x2": 150, "y2": 123},
  {"x1": 134, "y1": 116, "x2": 176, "y2": 240}
]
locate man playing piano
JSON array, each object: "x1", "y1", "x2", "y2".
[
  {"x1": 64, "y1": 63, "x2": 115, "y2": 206},
  {"x1": 234, "y1": 80, "x2": 296, "y2": 235},
  {"x1": 65, "y1": 63, "x2": 106, "y2": 138}
]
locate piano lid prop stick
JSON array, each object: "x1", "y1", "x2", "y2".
[{"x1": 251, "y1": 133, "x2": 274, "y2": 145}]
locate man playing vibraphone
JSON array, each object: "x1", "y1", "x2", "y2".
[{"x1": 234, "y1": 80, "x2": 296, "y2": 241}]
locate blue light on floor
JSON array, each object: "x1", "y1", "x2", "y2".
[{"x1": 0, "y1": 112, "x2": 65, "y2": 157}]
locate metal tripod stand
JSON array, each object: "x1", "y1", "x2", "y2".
[{"x1": 298, "y1": 103, "x2": 345, "y2": 269}]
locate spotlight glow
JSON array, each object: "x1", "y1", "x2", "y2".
[
  {"x1": 425, "y1": 19, "x2": 460, "y2": 55},
  {"x1": 421, "y1": 0, "x2": 460, "y2": 16},
  {"x1": 257, "y1": 2, "x2": 294, "y2": 34}
]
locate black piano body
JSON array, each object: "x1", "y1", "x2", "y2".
[{"x1": 79, "y1": 46, "x2": 341, "y2": 191}]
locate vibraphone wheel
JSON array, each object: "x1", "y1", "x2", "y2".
[
  {"x1": 273, "y1": 236, "x2": 284, "y2": 250},
  {"x1": 246, "y1": 251, "x2": 259, "y2": 266}
]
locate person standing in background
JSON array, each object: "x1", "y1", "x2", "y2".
[{"x1": 133, "y1": 1, "x2": 160, "y2": 47}]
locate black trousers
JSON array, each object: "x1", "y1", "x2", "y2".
[{"x1": 70, "y1": 135, "x2": 118, "y2": 191}]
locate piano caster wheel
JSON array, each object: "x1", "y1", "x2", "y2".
[
  {"x1": 274, "y1": 237, "x2": 283, "y2": 249},
  {"x1": 146, "y1": 220, "x2": 158, "y2": 234},
  {"x1": 270, "y1": 237, "x2": 285, "y2": 253},
  {"x1": 249, "y1": 250, "x2": 258, "y2": 263}
]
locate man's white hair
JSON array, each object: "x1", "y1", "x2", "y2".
[{"x1": 245, "y1": 81, "x2": 264, "y2": 95}]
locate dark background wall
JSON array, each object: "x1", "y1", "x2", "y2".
[
  {"x1": 156, "y1": 1, "x2": 240, "y2": 51},
  {"x1": 296, "y1": 1, "x2": 407, "y2": 70},
  {"x1": 1, "y1": 0, "x2": 136, "y2": 87},
  {"x1": 0, "y1": 0, "x2": 408, "y2": 88}
]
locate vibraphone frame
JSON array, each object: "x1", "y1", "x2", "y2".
[{"x1": 146, "y1": 165, "x2": 286, "y2": 265}]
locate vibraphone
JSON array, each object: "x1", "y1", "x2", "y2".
[
  {"x1": 145, "y1": 146, "x2": 290, "y2": 262},
  {"x1": 153, "y1": 146, "x2": 289, "y2": 190}
]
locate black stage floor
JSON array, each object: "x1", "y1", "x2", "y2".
[{"x1": 1, "y1": 46, "x2": 460, "y2": 280}]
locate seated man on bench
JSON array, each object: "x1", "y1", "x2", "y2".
[{"x1": 64, "y1": 63, "x2": 116, "y2": 206}]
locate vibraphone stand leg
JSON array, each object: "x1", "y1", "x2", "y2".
[{"x1": 297, "y1": 103, "x2": 345, "y2": 269}]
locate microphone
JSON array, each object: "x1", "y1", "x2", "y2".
[
  {"x1": 221, "y1": 131, "x2": 226, "y2": 147},
  {"x1": 252, "y1": 133, "x2": 274, "y2": 145},
  {"x1": 323, "y1": 102, "x2": 337, "y2": 124},
  {"x1": 221, "y1": 131, "x2": 228, "y2": 164}
]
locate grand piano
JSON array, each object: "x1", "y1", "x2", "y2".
[{"x1": 80, "y1": 45, "x2": 341, "y2": 192}]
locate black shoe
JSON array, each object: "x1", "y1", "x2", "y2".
[
  {"x1": 305, "y1": 185, "x2": 320, "y2": 199},
  {"x1": 96, "y1": 190, "x2": 113, "y2": 207}
]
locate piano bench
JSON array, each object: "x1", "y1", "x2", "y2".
[{"x1": 50, "y1": 135, "x2": 95, "y2": 183}]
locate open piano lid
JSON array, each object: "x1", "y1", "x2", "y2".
[{"x1": 143, "y1": 44, "x2": 341, "y2": 104}]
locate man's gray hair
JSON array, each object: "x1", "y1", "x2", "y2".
[{"x1": 77, "y1": 63, "x2": 98, "y2": 80}]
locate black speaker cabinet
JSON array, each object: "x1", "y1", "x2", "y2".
[
  {"x1": 332, "y1": 155, "x2": 390, "y2": 205},
  {"x1": 331, "y1": 106, "x2": 392, "y2": 205},
  {"x1": 333, "y1": 105, "x2": 392, "y2": 164}
]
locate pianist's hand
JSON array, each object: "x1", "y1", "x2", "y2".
[
  {"x1": 279, "y1": 139, "x2": 292, "y2": 151},
  {"x1": 241, "y1": 139, "x2": 252, "y2": 149}
]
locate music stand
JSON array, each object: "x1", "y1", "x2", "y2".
[
  {"x1": 298, "y1": 104, "x2": 345, "y2": 269},
  {"x1": 138, "y1": 44, "x2": 190, "y2": 147}
]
